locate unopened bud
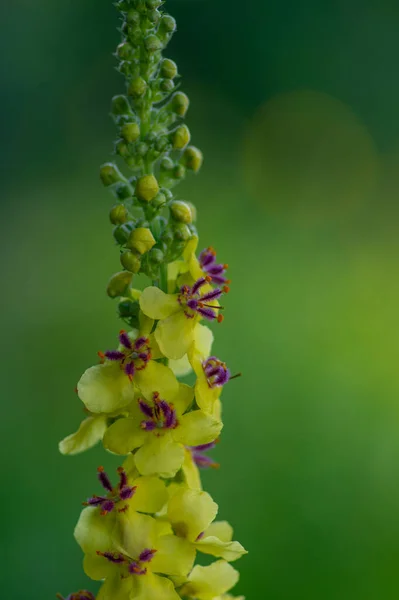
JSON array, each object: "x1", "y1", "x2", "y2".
[
  {"x1": 173, "y1": 165, "x2": 186, "y2": 179},
  {"x1": 109, "y1": 204, "x2": 128, "y2": 225},
  {"x1": 170, "y1": 92, "x2": 189, "y2": 117},
  {"x1": 147, "y1": 9, "x2": 161, "y2": 24},
  {"x1": 145, "y1": 35, "x2": 163, "y2": 53},
  {"x1": 183, "y1": 146, "x2": 203, "y2": 173},
  {"x1": 160, "y1": 79, "x2": 175, "y2": 93},
  {"x1": 171, "y1": 125, "x2": 191, "y2": 150},
  {"x1": 116, "y1": 140, "x2": 130, "y2": 158},
  {"x1": 127, "y1": 227, "x2": 156, "y2": 254},
  {"x1": 126, "y1": 9, "x2": 140, "y2": 24},
  {"x1": 186, "y1": 202, "x2": 197, "y2": 222},
  {"x1": 160, "y1": 157, "x2": 174, "y2": 171},
  {"x1": 113, "y1": 221, "x2": 135, "y2": 245},
  {"x1": 161, "y1": 59, "x2": 178, "y2": 79},
  {"x1": 111, "y1": 95, "x2": 131, "y2": 116},
  {"x1": 120, "y1": 250, "x2": 141, "y2": 273},
  {"x1": 128, "y1": 77, "x2": 147, "y2": 98},
  {"x1": 121, "y1": 122, "x2": 140, "y2": 143},
  {"x1": 114, "y1": 182, "x2": 132, "y2": 200},
  {"x1": 146, "y1": 0, "x2": 162, "y2": 8},
  {"x1": 117, "y1": 41, "x2": 134, "y2": 60},
  {"x1": 173, "y1": 222, "x2": 191, "y2": 242},
  {"x1": 100, "y1": 163, "x2": 124, "y2": 187},
  {"x1": 160, "y1": 14, "x2": 176, "y2": 34},
  {"x1": 152, "y1": 192, "x2": 167, "y2": 209},
  {"x1": 170, "y1": 201, "x2": 193, "y2": 224},
  {"x1": 149, "y1": 248, "x2": 164, "y2": 264},
  {"x1": 135, "y1": 174, "x2": 159, "y2": 202},
  {"x1": 107, "y1": 271, "x2": 132, "y2": 298}
]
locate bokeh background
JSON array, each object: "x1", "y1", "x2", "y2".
[{"x1": 2, "y1": 0, "x2": 399, "y2": 598}]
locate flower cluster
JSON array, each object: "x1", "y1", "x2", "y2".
[{"x1": 58, "y1": 1, "x2": 247, "y2": 599}]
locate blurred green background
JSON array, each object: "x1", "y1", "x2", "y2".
[{"x1": 2, "y1": 0, "x2": 399, "y2": 598}]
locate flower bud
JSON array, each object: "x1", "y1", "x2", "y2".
[
  {"x1": 117, "y1": 41, "x2": 134, "y2": 60},
  {"x1": 170, "y1": 201, "x2": 193, "y2": 224},
  {"x1": 155, "y1": 136, "x2": 169, "y2": 152},
  {"x1": 121, "y1": 122, "x2": 140, "y2": 143},
  {"x1": 147, "y1": 9, "x2": 161, "y2": 24},
  {"x1": 160, "y1": 14, "x2": 176, "y2": 34},
  {"x1": 109, "y1": 204, "x2": 128, "y2": 225},
  {"x1": 126, "y1": 9, "x2": 140, "y2": 24},
  {"x1": 126, "y1": 227, "x2": 156, "y2": 254},
  {"x1": 152, "y1": 191, "x2": 167, "y2": 209},
  {"x1": 114, "y1": 182, "x2": 133, "y2": 200},
  {"x1": 115, "y1": 140, "x2": 130, "y2": 159},
  {"x1": 135, "y1": 142, "x2": 149, "y2": 157},
  {"x1": 111, "y1": 95, "x2": 131, "y2": 117},
  {"x1": 146, "y1": 0, "x2": 162, "y2": 8},
  {"x1": 135, "y1": 174, "x2": 159, "y2": 202},
  {"x1": 170, "y1": 92, "x2": 189, "y2": 117},
  {"x1": 173, "y1": 164, "x2": 186, "y2": 179},
  {"x1": 173, "y1": 222, "x2": 191, "y2": 241},
  {"x1": 160, "y1": 79, "x2": 175, "y2": 93},
  {"x1": 183, "y1": 146, "x2": 203, "y2": 173},
  {"x1": 118, "y1": 298, "x2": 140, "y2": 328},
  {"x1": 113, "y1": 221, "x2": 135, "y2": 245},
  {"x1": 186, "y1": 202, "x2": 197, "y2": 222},
  {"x1": 106, "y1": 271, "x2": 132, "y2": 298},
  {"x1": 161, "y1": 188, "x2": 174, "y2": 201},
  {"x1": 171, "y1": 125, "x2": 191, "y2": 150},
  {"x1": 161, "y1": 59, "x2": 178, "y2": 79},
  {"x1": 100, "y1": 163, "x2": 124, "y2": 187},
  {"x1": 128, "y1": 77, "x2": 147, "y2": 98},
  {"x1": 120, "y1": 250, "x2": 141, "y2": 273},
  {"x1": 160, "y1": 156, "x2": 174, "y2": 171},
  {"x1": 149, "y1": 248, "x2": 164, "y2": 264},
  {"x1": 144, "y1": 35, "x2": 163, "y2": 53}
]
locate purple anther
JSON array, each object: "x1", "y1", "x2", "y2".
[
  {"x1": 178, "y1": 278, "x2": 225, "y2": 322},
  {"x1": 104, "y1": 350, "x2": 125, "y2": 361},
  {"x1": 139, "y1": 399, "x2": 154, "y2": 418},
  {"x1": 191, "y1": 277, "x2": 208, "y2": 294},
  {"x1": 197, "y1": 306, "x2": 218, "y2": 320},
  {"x1": 188, "y1": 440, "x2": 219, "y2": 469},
  {"x1": 85, "y1": 495, "x2": 107, "y2": 507},
  {"x1": 101, "y1": 499, "x2": 115, "y2": 514},
  {"x1": 124, "y1": 361, "x2": 135, "y2": 378},
  {"x1": 134, "y1": 336, "x2": 147, "y2": 350},
  {"x1": 139, "y1": 548, "x2": 157, "y2": 563},
  {"x1": 195, "y1": 531, "x2": 205, "y2": 541},
  {"x1": 97, "y1": 467, "x2": 113, "y2": 493},
  {"x1": 200, "y1": 288, "x2": 223, "y2": 302},
  {"x1": 141, "y1": 420, "x2": 156, "y2": 431},
  {"x1": 120, "y1": 485, "x2": 136, "y2": 501},
  {"x1": 117, "y1": 467, "x2": 128, "y2": 490},
  {"x1": 119, "y1": 331, "x2": 132, "y2": 349},
  {"x1": 128, "y1": 562, "x2": 147, "y2": 575},
  {"x1": 199, "y1": 247, "x2": 230, "y2": 286},
  {"x1": 102, "y1": 552, "x2": 126, "y2": 564},
  {"x1": 202, "y1": 357, "x2": 231, "y2": 388}
]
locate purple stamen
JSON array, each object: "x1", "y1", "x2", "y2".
[
  {"x1": 119, "y1": 331, "x2": 132, "y2": 349},
  {"x1": 118, "y1": 467, "x2": 128, "y2": 490},
  {"x1": 199, "y1": 248, "x2": 215, "y2": 268},
  {"x1": 85, "y1": 495, "x2": 107, "y2": 507},
  {"x1": 195, "y1": 531, "x2": 205, "y2": 541},
  {"x1": 199, "y1": 247, "x2": 229, "y2": 285},
  {"x1": 120, "y1": 485, "x2": 136, "y2": 501},
  {"x1": 102, "y1": 552, "x2": 126, "y2": 564},
  {"x1": 141, "y1": 420, "x2": 156, "y2": 431},
  {"x1": 101, "y1": 499, "x2": 115, "y2": 514},
  {"x1": 139, "y1": 548, "x2": 157, "y2": 563},
  {"x1": 203, "y1": 357, "x2": 231, "y2": 387},
  {"x1": 124, "y1": 361, "x2": 135, "y2": 378},
  {"x1": 191, "y1": 441, "x2": 217, "y2": 452},
  {"x1": 191, "y1": 277, "x2": 208, "y2": 294},
  {"x1": 134, "y1": 336, "x2": 147, "y2": 350},
  {"x1": 97, "y1": 467, "x2": 113, "y2": 493},
  {"x1": 197, "y1": 307, "x2": 217, "y2": 320},
  {"x1": 192, "y1": 452, "x2": 219, "y2": 469},
  {"x1": 104, "y1": 350, "x2": 125, "y2": 361},
  {"x1": 139, "y1": 400, "x2": 154, "y2": 418},
  {"x1": 200, "y1": 288, "x2": 223, "y2": 302}
]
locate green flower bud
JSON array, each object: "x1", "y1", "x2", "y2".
[
  {"x1": 145, "y1": 35, "x2": 163, "y2": 53},
  {"x1": 160, "y1": 156, "x2": 174, "y2": 171},
  {"x1": 114, "y1": 181, "x2": 133, "y2": 200},
  {"x1": 186, "y1": 202, "x2": 197, "y2": 222},
  {"x1": 100, "y1": 163, "x2": 124, "y2": 187},
  {"x1": 116, "y1": 139, "x2": 130, "y2": 158},
  {"x1": 170, "y1": 201, "x2": 193, "y2": 224},
  {"x1": 109, "y1": 204, "x2": 128, "y2": 225},
  {"x1": 152, "y1": 192, "x2": 167, "y2": 209},
  {"x1": 135, "y1": 174, "x2": 159, "y2": 202},
  {"x1": 173, "y1": 222, "x2": 191, "y2": 241},
  {"x1": 160, "y1": 14, "x2": 177, "y2": 34},
  {"x1": 161, "y1": 188, "x2": 174, "y2": 201},
  {"x1": 149, "y1": 248, "x2": 164, "y2": 264},
  {"x1": 182, "y1": 145, "x2": 203, "y2": 173},
  {"x1": 107, "y1": 271, "x2": 132, "y2": 298},
  {"x1": 161, "y1": 58, "x2": 178, "y2": 79},
  {"x1": 111, "y1": 95, "x2": 131, "y2": 116},
  {"x1": 117, "y1": 41, "x2": 134, "y2": 60},
  {"x1": 126, "y1": 9, "x2": 140, "y2": 24},
  {"x1": 155, "y1": 136, "x2": 169, "y2": 152},
  {"x1": 121, "y1": 122, "x2": 140, "y2": 143},
  {"x1": 113, "y1": 221, "x2": 135, "y2": 245},
  {"x1": 126, "y1": 227, "x2": 156, "y2": 254},
  {"x1": 171, "y1": 125, "x2": 191, "y2": 150},
  {"x1": 120, "y1": 250, "x2": 141, "y2": 273},
  {"x1": 135, "y1": 142, "x2": 149, "y2": 157},
  {"x1": 160, "y1": 79, "x2": 175, "y2": 93},
  {"x1": 128, "y1": 77, "x2": 147, "y2": 98},
  {"x1": 161, "y1": 228, "x2": 174, "y2": 245},
  {"x1": 146, "y1": 132, "x2": 157, "y2": 145},
  {"x1": 147, "y1": 9, "x2": 161, "y2": 24},
  {"x1": 170, "y1": 92, "x2": 190, "y2": 117},
  {"x1": 146, "y1": 0, "x2": 162, "y2": 8},
  {"x1": 173, "y1": 164, "x2": 186, "y2": 179}
]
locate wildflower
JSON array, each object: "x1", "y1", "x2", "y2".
[
  {"x1": 199, "y1": 247, "x2": 230, "y2": 286},
  {"x1": 189, "y1": 345, "x2": 230, "y2": 415},
  {"x1": 168, "y1": 488, "x2": 247, "y2": 561},
  {"x1": 56, "y1": 592, "x2": 95, "y2": 600},
  {"x1": 86, "y1": 511, "x2": 195, "y2": 600},
  {"x1": 169, "y1": 322, "x2": 214, "y2": 378},
  {"x1": 140, "y1": 277, "x2": 227, "y2": 359},
  {"x1": 103, "y1": 382, "x2": 223, "y2": 477},
  {"x1": 59, "y1": 415, "x2": 108, "y2": 456},
  {"x1": 77, "y1": 329, "x2": 178, "y2": 414},
  {"x1": 180, "y1": 560, "x2": 240, "y2": 600}
]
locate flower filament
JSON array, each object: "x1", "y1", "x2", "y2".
[
  {"x1": 97, "y1": 547, "x2": 157, "y2": 577},
  {"x1": 139, "y1": 392, "x2": 178, "y2": 431},
  {"x1": 199, "y1": 247, "x2": 230, "y2": 286},
  {"x1": 178, "y1": 277, "x2": 228, "y2": 322},
  {"x1": 98, "y1": 331, "x2": 152, "y2": 380},
  {"x1": 83, "y1": 466, "x2": 136, "y2": 515}
]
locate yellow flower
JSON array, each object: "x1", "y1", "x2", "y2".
[
  {"x1": 87, "y1": 511, "x2": 195, "y2": 600},
  {"x1": 59, "y1": 415, "x2": 108, "y2": 455},
  {"x1": 77, "y1": 326, "x2": 177, "y2": 414},
  {"x1": 180, "y1": 560, "x2": 240, "y2": 600},
  {"x1": 140, "y1": 278, "x2": 226, "y2": 360},
  {"x1": 103, "y1": 382, "x2": 222, "y2": 478},
  {"x1": 167, "y1": 488, "x2": 247, "y2": 562}
]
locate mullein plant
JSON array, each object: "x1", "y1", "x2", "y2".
[{"x1": 57, "y1": 1, "x2": 247, "y2": 599}]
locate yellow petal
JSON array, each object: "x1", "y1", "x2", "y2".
[
  {"x1": 173, "y1": 410, "x2": 223, "y2": 447},
  {"x1": 103, "y1": 418, "x2": 146, "y2": 455},
  {"x1": 140, "y1": 287, "x2": 179, "y2": 319},
  {"x1": 135, "y1": 361, "x2": 179, "y2": 401},
  {"x1": 78, "y1": 363, "x2": 134, "y2": 414},
  {"x1": 133, "y1": 571, "x2": 181, "y2": 600},
  {"x1": 131, "y1": 476, "x2": 168, "y2": 513},
  {"x1": 117, "y1": 511, "x2": 159, "y2": 559},
  {"x1": 97, "y1": 574, "x2": 133, "y2": 600},
  {"x1": 169, "y1": 354, "x2": 192, "y2": 377},
  {"x1": 182, "y1": 448, "x2": 202, "y2": 490},
  {"x1": 155, "y1": 311, "x2": 197, "y2": 359},
  {"x1": 196, "y1": 536, "x2": 247, "y2": 562},
  {"x1": 205, "y1": 521, "x2": 233, "y2": 543},
  {"x1": 74, "y1": 506, "x2": 115, "y2": 554},
  {"x1": 181, "y1": 560, "x2": 240, "y2": 600},
  {"x1": 167, "y1": 488, "x2": 218, "y2": 542},
  {"x1": 173, "y1": 383, "x2": 194, "y2": 416},
  {"x1": 152, "y1": 534, "x2": 196, "y2": 577},
  {"x1": 139, "y1": 311, "x2": 154, "y2": 335},
  {"x1": 59, "y1": 415, "x2": 107, "y2": 455},
  {"x1": 192, "y1": 323, "x2": 214, "y2": 357},
  {"x1": 195, "y1": 372, "x2": 221, "y2": 414},
  {"x1": 83, "y1": 553, "x2": 114, "y2": 582},
  {"x1": 134, "y1": 434, "x2": 185, "y2": 478}
]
